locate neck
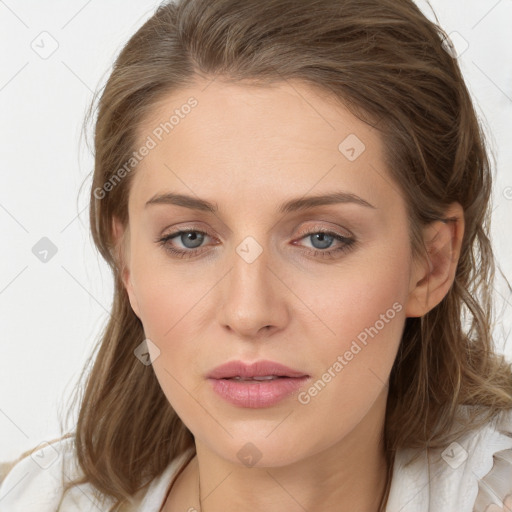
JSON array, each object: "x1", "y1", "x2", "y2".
[{"x1": 196, "y1": 450, "x2": 389, "y2": 512}]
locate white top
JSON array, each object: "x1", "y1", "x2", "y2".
[{"x1": 1, "y1": 407, "x2": 511, "y2": 512}]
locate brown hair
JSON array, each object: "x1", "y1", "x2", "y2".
[{"x1": 13, "y1": 0, "x2": 512, "y2": 510}]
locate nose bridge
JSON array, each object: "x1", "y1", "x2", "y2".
[
  {"x1": 232, "y1": 235, "x2": 270, "y2": 294},
  {"x1": 218, "y1": 232, "x2": 286, "y2": 336}
]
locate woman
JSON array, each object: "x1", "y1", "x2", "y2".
[{"x1": 1, "y1": 0, "x2": 511, "y2": 511}]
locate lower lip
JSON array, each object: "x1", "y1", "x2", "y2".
[{"x1": 208, "y1": 376, "x2": 309, "y2": 408}]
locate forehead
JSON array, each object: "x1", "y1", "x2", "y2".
[{"x1": 130, "y1": 78, "x2": 396, "y2": 212}]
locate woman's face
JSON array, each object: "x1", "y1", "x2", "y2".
[{"x1": 118, "y1": 78, "x2": 421, "y2": 467}]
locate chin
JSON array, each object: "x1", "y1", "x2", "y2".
[{"x1": 202, "y1": 429, "x2": 317, "y2": 469}]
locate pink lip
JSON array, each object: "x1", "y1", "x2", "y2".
[
  {"x1": 207, "y1": 360, "x2": 310, "y2": 408},
  {"x1": 207, "y1": 360, "x2": 308, "y2": 379}
]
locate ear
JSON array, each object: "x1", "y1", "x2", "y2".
[
  {"x1": 112, "y1": 216, "x2": 141, "y2": 319},
  {"x1": 405, "y1": 202, "x2": 465, "y2": 318}
]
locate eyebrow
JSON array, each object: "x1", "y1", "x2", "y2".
[{"x1": 145, "y1": 191, "x2": 376, "y2": 213}]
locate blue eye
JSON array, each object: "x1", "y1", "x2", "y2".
[
  {"x1": 156, "y1": 228, "x2": 356, "y2": 260},
  {"x1": 174, "y1": 230, "x2": 206, "y2": 249},
  {"x1": 293, "y1": 229, "x2": 356, "y2": 259},
  {"x1": 156, "y1": 229, "x2": 212, "y2": 259}
]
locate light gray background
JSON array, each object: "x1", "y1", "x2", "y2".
[{"x1": 1, "y1": 0, "x2": 511, "y2": 462}]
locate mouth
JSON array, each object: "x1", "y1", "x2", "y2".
[
  {"x1": 207, "y1": 359, "x2": 309, "y2": 380},
  {"x1": 206, "y1": 360, "x2": 310, "y2": 408}
]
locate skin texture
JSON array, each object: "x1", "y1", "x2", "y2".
[{"x1": 113, "y1": 78, "x2": 465, "y2": 512}]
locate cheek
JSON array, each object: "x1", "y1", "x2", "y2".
[
  {"x1": 129, "y1": 249, "x2": 215, "y2": 400},
  {"x1": 308, "y1": 245, "x2": 410, "y2": 345},
  {"x1": 130, "y1": 246, "x2": 207, "y2": 338},
  {"x1": 129, "y1": 254, "x2": 208, "y2": 423},
  {"x1": 299, "y1": 245, "x2": 410, "y2": 403}
]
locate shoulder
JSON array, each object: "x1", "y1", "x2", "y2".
[
  {"x1": 0, "y1": 435, "x2": 115, "y2": 512},
  {"x1": 0, "y1": 436, "x2": 196, "y2": 512},
  {"x1": 387, "y1": 407, "x2": 512, "y2": 512},
  {"x1": 472, "y1": 407, "x2": 512, "y2": 512}
]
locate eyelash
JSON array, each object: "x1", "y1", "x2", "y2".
[{"x1": 155, "y1": 227, "x2": 356, "y2": 260}]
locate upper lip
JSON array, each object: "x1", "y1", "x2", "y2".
[{"x1": 207, "y1": 360, "x2": 308, "y2": 379}]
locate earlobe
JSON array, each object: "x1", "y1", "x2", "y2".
[{"x1": 405, "y1": 203, "x2": 465, "y2": 318}]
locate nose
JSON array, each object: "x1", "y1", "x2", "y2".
[{"x1": 217, "y1": 240, "x2": 290, "y2": 339}]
